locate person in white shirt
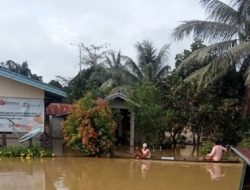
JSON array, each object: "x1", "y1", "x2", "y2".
[{"x1": 135, "y1": 143, "x2": 151, "y2": 159}]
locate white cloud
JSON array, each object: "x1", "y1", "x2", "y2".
[{"x1": 0, "y1": 0, "x2": 213, "y2": 82}]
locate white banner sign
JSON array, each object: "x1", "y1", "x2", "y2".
[{"x1": 0, "y1": 97, "x2": 44, "y2": 132}]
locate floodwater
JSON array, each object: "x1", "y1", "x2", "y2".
[{"x1": 0, "y1": 157, "x2": 242, "y2": 190}]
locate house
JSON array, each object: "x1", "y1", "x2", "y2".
[
  {"x1": 46, "y1": 92, "x2": 138, "y2": 153},
  {"x1": 0, "y1": 67, "x2": 66, "y2": 147}
]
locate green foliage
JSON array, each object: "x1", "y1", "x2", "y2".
[
  {"x1": 101, "y1": 51, "x2": 138, "y2": 92},
  {"x1": 0, "y1": 60, "x2": 43, "y2": 81},
  {"x1": 125, "y1": 40, "x2": 170, "y2": 83},
  {"x1": 158, "y1": 71, "x2": 248, "y2": 147},
  {"x1": 175, "y1": 38, "x2": 206, "y2": 68},
  {"x1": 65, "y1": 66, "x2": 109, "y2": 102},
  {"x1": 48, "y1": 80, "x2": 63, "y2": 89},
  {"x1": 128, "y1": 83, "x2": 166, "y2": 144},
  {"x1": 0, "y1": 146, "x2": 53, "y2": 158},
  {"x1": 200, "y1": 140, "x2": 213, "y2": 155},
  {"x1": 62, "y1": 93, "x2": 116, "y2": 156},
  {"x1": 238, "y1": 137, "x2": 250, "y2": 148},
  {"x1": 173, "y1": 0, "x2": 250, "y2": 116}
]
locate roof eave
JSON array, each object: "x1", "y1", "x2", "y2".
[{"x1": 0, "y1": 68, "x2": 66, "y2": 97}]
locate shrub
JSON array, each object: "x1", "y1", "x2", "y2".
[
  {"x1": 62, "y1": 93, "x2": 116, "y2": 156},
  {"x1": 0, "y1": 146, "x2": 53, "y2": 158},
  {"x1": 200, "y1": 140, "x2": 213, "y2": 155},
  {"x1": 238, "y1": 137, "x2": 250, "y2": 148}
]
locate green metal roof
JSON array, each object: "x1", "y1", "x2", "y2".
[{"x1": 0, "y1": 67, "x2": 66, "y2": 97}]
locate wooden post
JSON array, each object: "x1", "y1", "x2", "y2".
[{"x1": 2, "y1": 133, "x2": 7, "y2": 147}]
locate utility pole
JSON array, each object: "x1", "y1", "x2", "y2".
[
  {"x1": 71, "y1": 43, "x2": 83, "y2": 76},
  {"x1": 79, "y1": 44, "x2": 82, "y2": 76}
]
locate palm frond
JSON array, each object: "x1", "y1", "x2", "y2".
[
  {"x1": 135, "y1": 40, "x2": 157, "y2": 71},
  {"x1": 200, "y1": 0, "x2": 239, "y2": 24},
  {"x1": 185, "y1": 42, "x2": 250, "y2": 88},
  {"x1": 104, "y1": 55, "x2": 113, "y2": 68},
  {"x1": 123, "y1": 56, "x2": 144, "y2": 81},
  {"x1": 232, "y1": 0, "x2": 250, "y2": 15},
  {"x1": 101, "y1": 78, "x2": 114, "y2": 90},
  {"x1": 157, "y1": 65, "x2": 171, "y2": 78},
  {"x1": 156, "y1": 44, "x2": 170, "y2": 70},
  {"x1": 224, "y1": 41, "x2": 250, "y2": 63},
  {"x1": 175, "y1": 40, "x2": 237, "y2": 73},
  {"x1": 186, "y1": 58, "x2": 234, "y2": 89},
  {"x1": 173, "y1": 20, "x2": 239, "y2": 41},
  {"x1": 121, "y1": 68, "x2": 141, "y2": 83},
  {"x1": 117, "y1": 51, "x2": 121, "y2": 67}
]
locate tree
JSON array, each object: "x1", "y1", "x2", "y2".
[
  {"x1": 173, "y1": 0, "x2": 250, "y2": 117},
  {"x1": 174, "y1": 38, "x2": 206, "y2": 69},
  {"x1": 65, "y1": 66, "x2": 110, "y2": 103},
  {"x1": 158, "y1": 74, "x2": 246, "y2": 148},
  {"x1": 48, "y1": 80, "x2": 63, "y2": 89},
  {"x1": 0, "y1": 60, "x2": 42, "y2": 81},
  {"x1": 125, "y1": 40, "x2": 170, "y2": 83},
  {"x1": 80, "y1": 43, "x2": 110, "y2": 67},
  {"x1": 62, "y1": 93, "x2": 116, "y2": 156},
  {"x1": 128, "y1": 83, "x2": 166, "y2": 145},
  {"x1": 65, "y1": 43, "x2": 114, "y2": 102},
  {"x1": 101, "y1": 51, "x2": 138, "y2": 91}
]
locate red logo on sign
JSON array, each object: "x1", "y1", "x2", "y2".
[{"x1": 0, "y1": 99, "x2": 5, "y2": 105}]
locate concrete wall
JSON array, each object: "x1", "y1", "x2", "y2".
[
  {"x1": 0, "y1": 76, "x2": 44, "y2": 147},
  {"x1": 0, "y1": 76, "x2": 44, "y2": 99},
  {"x1": 49, "y1": 116, "x2": 64, "y2": 138}
]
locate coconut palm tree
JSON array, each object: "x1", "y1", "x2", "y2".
[
  {"x1": 125, "y1": 40, "x2": 170, "y2": 83},
  {"x1": 101, "y1": 51, "x2": 138, "y2": 91},
  {"x1": 173, "y1": 0, "x2": 250, "y2": 116}
]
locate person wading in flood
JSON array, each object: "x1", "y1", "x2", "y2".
[
  {"x1": 205, "y1": 140, "x2": 228, "y2": 161},
  {"x1": 135, "y1": 143, "x2": 151, "y2": 159}
]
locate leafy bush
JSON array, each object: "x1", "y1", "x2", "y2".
[
  {"x1": 238, "y1": 137, "x2": 250, "y2": 148},
  {"x1": 62, "y1": 93, "x2": 116, "y2": 156},
  {"x1": 0, "y1": 146, "x2": 54, "y2": 158},
  {"x1": 128, "y1": 83, "x2": 166, "y2": 144},
  {"x1": 200, "y1": 140, "x2": 213, "y2": 155}
]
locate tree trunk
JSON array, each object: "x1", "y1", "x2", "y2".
[
  {"x1": 241, "y1": 84, "x2": 250, "y2": 118},
  {"x1": 192, "y1": 133, "x2": 196, "y2": 150},
  {"x1": 196, "y1": 133, "x2": 201, "y2": 149},
  {"x1": 240, "y1": 57, "x2": 250, "y2": 118}
]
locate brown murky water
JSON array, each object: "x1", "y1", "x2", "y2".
[{"x1": 0, "y1": 157, "x2": 242, "y2": 190}]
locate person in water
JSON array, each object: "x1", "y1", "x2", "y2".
[
  {"x1": 205, "y1": 140, "x2": 227, "y2": 161},
  {"x1": 135, "y1": 143, "x2": 151, "y2": 159}
]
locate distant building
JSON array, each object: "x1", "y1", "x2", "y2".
[{"x1": 0, "y1": 67, "x2": 66, "y2": 147}]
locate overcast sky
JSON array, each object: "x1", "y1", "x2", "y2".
[{"x1": 0, "y1": 0, "x2": 209, "y2": 82}]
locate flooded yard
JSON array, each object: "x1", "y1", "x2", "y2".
[{"x1": 0, "y1": 157, "x2": 242, "y2": 190}]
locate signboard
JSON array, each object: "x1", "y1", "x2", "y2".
[{"x1": 0, "y1": 97, "x2": 44, "y2": 133}]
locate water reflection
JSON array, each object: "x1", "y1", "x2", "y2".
[
  {"x1": 140, "y1": 160, "x2": 151, "y2": 178},
  {"x1": 0, "y1": 157, "x2": 243, "y2": 190},
  {"x1": 205, "y1": 164, "x2": 225, "y2": 181}
]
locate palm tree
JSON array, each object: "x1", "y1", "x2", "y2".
[
  {"x1": 125, "y1": 40, "x2": 170, "y2": 83},
  {"x1": 173, "y1": 0, "x2": 250, "y2": 117},
  {"x1": 101, "y1": 51, "x2": 138, "y2": 91}
]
